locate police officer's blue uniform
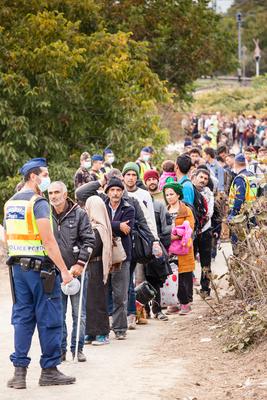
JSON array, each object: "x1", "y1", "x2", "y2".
[{"x1": 5, "y1": 158, "x2": 75, "y2": 389}]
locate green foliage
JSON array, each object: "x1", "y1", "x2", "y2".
[
  {"x1": 99, "y1": 0, "x2": 237, "y2": 97},
  {"x1": 226, "y1": 0, "x2": 267, "y2": 76},
  {"x1": 0, "y1": 3, "x2": 171, "y2": 215}
]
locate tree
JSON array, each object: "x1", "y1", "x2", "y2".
[
  {"x1": 0, "y1": 3, "x2": 170, "y2": 214},
  {"x1": 98, "y1": 0, "x2": 237, "y2": 98}
]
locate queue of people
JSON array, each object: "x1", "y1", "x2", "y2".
[{"x1": 3, "y1": 114, "x2": 267, "y2": 389}]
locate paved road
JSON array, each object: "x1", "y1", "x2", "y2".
[{"x1": 0, "y1": 243, "x2": 231, "y2": 400}]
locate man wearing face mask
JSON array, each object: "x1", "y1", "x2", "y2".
[
  {"x1": 3, "y1": 158, "x2": 75, "y2": 389},
  {"x1": 136, "y1": 147, "x2": 153, "y2": 182},
  {"x1": 74, "y1": 152, "x2": 92, "y2": 189},
  {"x1": 101, "y1": 148, "x2": 115, "y2": 175}
]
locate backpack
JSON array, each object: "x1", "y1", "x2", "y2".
[
  {"x1": 154, "y1": 207, "x2": 172, "y2": 250},
  {"x1": 182, "y1": 179, "x2": 208, "y2": 234}
]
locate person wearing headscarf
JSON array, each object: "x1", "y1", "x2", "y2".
[
  {"x1": 163, "y1": 181, "x2": 195, "y2": 315},
  {"x1": 85, "y1": 196, "x2": 113, "y2": 345}
]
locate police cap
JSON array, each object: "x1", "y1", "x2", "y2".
[
  {"x1": 19, "y1": 158, "x2": 47, "y2": 176},
  {"x1": 235, "y1": 153, "x2": 246, "y2": 163}
]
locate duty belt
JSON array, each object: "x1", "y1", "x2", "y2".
[{"x1": 8, "y1": 257, "x2": 55, "y2": 272}]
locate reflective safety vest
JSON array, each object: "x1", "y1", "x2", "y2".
[
  {"x1": 229, "y1": 173, "x2": 258, "y2": 209},
  {"x1": 4, "y1": 194, "x2": 49, "y2": 257},
  {"x1": 137, "y1": 160, "x2": 151, "y2": 181}
]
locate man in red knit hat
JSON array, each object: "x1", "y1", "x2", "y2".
[{"x1": 143, "y1": 170, "x2": 164, "y2": 203}]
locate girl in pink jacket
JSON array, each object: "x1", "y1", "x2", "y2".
[{"x1": 159, "y1": 160, "x2": 177, "y2": 191}]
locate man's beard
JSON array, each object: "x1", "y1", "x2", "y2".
[{"x1": 148, "y1": 184, "x2": 158, "y2": 193}]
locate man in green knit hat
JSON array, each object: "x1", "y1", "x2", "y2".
[{"x1": 122, "y1": 162, "x2": 156, "y2": 226}]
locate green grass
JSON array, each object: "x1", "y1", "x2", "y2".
[{"x1": 191, "y1": 76, "x2": 267, "y2": 116}]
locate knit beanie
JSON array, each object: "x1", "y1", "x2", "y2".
[
  {"x1": 105, "y1": 177, "x2": 124, "y2": 193},
  {"x1": 122, "y1": 162, "x2": 140, "y2": 178},
  {"x1": 143, "y1": 170, "x2": 160, "y2": 182},
  {"x1": 163, "y1": 180, "x2": 184, "y2": 202}
]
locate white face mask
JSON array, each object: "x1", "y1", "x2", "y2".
[
  {"x1": 38, "y1": 176, "x2": 51, "y2": 192},
  {"x1": 142, "y1": 154, "x2": 150, "y2": 162},
  {"x1": 107, "y1": 156, "x2": 115, "y2": 164},
  {"x1": 83, "y1": 161, "x2": 91, "y2": 169}
]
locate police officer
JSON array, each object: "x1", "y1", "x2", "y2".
[
  {"x1": 136, "y1": 147, "x2": 153, "y2": 182},
  {"x1": 228, "y1": 153, "x2": 258, "y2": 220},
  {"x1": 4, "y1": 158, "x2": 76, "y2": 389},
  {"x1": 101, "y1": 148, "x2": 115, "y2": 175},
  {"x1": 228, "y1": 154, "x2": 258, "y2": 253}
]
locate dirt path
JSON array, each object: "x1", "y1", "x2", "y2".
[{"x1": 0, "y1": 244, "x2": 266, "y2": 400}]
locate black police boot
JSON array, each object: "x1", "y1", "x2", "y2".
[
  {"x1": 39, "y1": 367, "x2": 76, "y2": 386},
  {"x1": 7, "y1": 366, "x2": 27, "y2": 389}
]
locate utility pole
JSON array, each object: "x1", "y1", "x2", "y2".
[{"x1": 236, "y1": 12, "x2": 242, "y2": 81}]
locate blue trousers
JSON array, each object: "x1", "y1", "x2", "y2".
[{"x1": 10, "y1": 264, "x2": 62, "y2": 369}]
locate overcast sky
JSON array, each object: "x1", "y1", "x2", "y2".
[{"x1": 209, "y1": 0, "x2": 234, "y2": 13}]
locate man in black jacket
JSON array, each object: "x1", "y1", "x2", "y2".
[
  {"x1": 48, "y1": 181, "x2": 95, "y2": 362},
  {"x1": 75, "y1": 172, "x2": 158, "y2": 329},
  {"x1": 104, "y1": 178, "x2": 135, "y2": 340}
]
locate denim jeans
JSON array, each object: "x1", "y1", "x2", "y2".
[{"x1": 61, "y1": 272, "x2": 88, "y2": 353}]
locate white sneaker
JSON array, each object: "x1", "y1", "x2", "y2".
[{"x1": 127, "y1": 314, "x2": 136, "y2": 330}]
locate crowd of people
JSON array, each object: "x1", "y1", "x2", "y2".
[
  {"x1": 182, "y1": 112, "x2": 267, "y2": 151},
  {"x1": 3, "y1": 112, "x2": 267, "y2": 389}
]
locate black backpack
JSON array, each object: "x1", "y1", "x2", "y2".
[{"x1": 182, "y1": 179, "x2": 208, "y2": 234}]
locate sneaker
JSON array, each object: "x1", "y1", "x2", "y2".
[
  {"x1": 128, "y1": 314, "x2": 136, "y2": 330},
  {"x1": 166, "y1": 305, "x2": 180, "y2": 315},
  {"x1": 179, "y1": 304, "x2": 191, "y2": 315},
  {"x1": 154, "y1": 311, "x2": 168, "y2": 321},
  {"x1": 136, "y1": 317, "x2": 148, "y2": 325},
  {"x1": 84, "y1": 335, "x2": 95, "y2": 345},
  {"x1": 193, "y1": 277, "x2": 200, "y2": 287},
  {"x1": 199, "y1": 289, "x2": 211, "y2": 300},
  {"x1": 92, "y1": 335, "x2": 110, "y2": 346},
  {"x1": 72, "y1": 350, "x2": 86, "y2": 362},
  {"x1": 115, "y1": 332, "x2": 127, "y2": 340}
]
